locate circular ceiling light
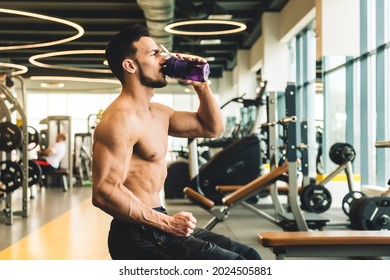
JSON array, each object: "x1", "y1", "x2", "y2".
[
  {"x1": 29, "y1": 50, "x2": 111, "y2": 73},
  {"x1": 30, "y1": 76, "x2": 120, "y2": 85},
  {"x1": 0, "y1": 62, "x2": 28, "y2": 76},
  {"x1": 0, "y1": 8, "x2": 84, "y2": 50},
  {"x1": 29, "y1": 76, "x2": 121, "y2": 92},
  {"x1": 164, "y1": 20, "x2": 247, "y2": 36}
]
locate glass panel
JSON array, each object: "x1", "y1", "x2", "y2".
[
  {"x1": 324, "y1": 64, "x2": 347, "y2": 171},
  {"x1": 368, "y1": 0, "x2": 376, "y2": 51},
  {"x1": 386, "y1": 0, "x2": 390, "y2": 42}
]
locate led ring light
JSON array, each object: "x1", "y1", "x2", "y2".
[
  {"x1": 0, "y1": 62, "x2": 28, "y2": 76},
  {"x1": 0, "y1": 8, "x2": 84, "y2": 50},
  {"x1": 30, "y1": 76, "x2": 120, "y2": 85},
  {"x1": 29, "y1": 50, "x2": 112, "y2": 73},
  {"x1": 164, "y1": 20, "x2": 247, "y2": 36}
]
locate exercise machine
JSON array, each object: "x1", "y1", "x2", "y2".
[
  {"x1": 39, "y1": 115, "x2": 73, "y2": 190},
  {"x1": 73, "y1": 132, "x2": 92, "y2": 185},
  {"x1": 184, "y1": 83, "x2": 330, "y2": 231},
  {"x1": 164, "y1": 85, "x2": 267, "y2": 204}
]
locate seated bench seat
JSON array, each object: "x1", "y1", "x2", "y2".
[
  {"x1": 258, "y1": 230, "x2": 390, "y2": 259},
  {"x1": 41, "y1": 168, "x2": 69, "y2": 192}
]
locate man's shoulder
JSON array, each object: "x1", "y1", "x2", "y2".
[
  {"x1": 150, "y1": 102, "x2": 174, "y2": 116},
  {"x1": 95, "y1": 108, "x2": 142, "y2": 140}
]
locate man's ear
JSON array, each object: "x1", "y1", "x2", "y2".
[{"x1": 122, "y1": 59, "x2": 136, "y2": 74}]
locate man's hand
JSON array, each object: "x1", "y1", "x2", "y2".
[
  {"x1": 176, "y1": 53, "x2": 208, "y2": 86},
  {"x1": 167, "y1": 211, "x2": 197, "y2": 237}
]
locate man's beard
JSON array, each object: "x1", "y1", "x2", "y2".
[{"x1": 136, "y1": 59, "x2": 168, "y2": 88}]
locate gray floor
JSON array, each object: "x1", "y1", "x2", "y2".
[
  {"x1": 0, "y1": 185, "x2": 92, "y2": 252},
  {"x1": 0, "y1": 184, "x2": 380, "y2": 260},
  {"x1": 163, "y1": 198, "x2": 352, "y2": 260}
]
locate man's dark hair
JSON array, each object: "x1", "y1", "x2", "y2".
[{"x1": 105, "y1": 24, "x2": 150, "y2": 84}]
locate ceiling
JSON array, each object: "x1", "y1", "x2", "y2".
[{"x1": 0, "y1": 0, "x2": 289, "y2": 84}]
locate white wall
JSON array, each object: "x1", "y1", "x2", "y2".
[{"x1": 317, "y1": 0, "x2": 360, "y2": 57}]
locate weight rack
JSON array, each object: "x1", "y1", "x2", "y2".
[{"x1": 0, "y1": 79, "x2": 30, "y2": 225}]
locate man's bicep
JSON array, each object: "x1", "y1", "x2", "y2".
[
  {"x1": 169, "y1": 110, "x2": 202, "y2": 138},
  {"x1": 92, "y1": 137, "x2": 132, "y2": 185}
]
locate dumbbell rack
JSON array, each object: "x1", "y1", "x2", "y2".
[{"x1": 0, "y1": 80, "x2": 29, "y2": 225}]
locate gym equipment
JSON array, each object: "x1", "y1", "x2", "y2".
[
  {"x1": 258, "y1": 230, "x2": 390, "y2": 260},
  {"x1": 299, "y1": 184, "x2": 332, "y2": 213},
  {"x1": 342, "y1": 140, "x2": 390, "y2": 230},
  {"x1": 184, "y1": 161, "x2": 289, "y2": 230},
  {"x1": 343, "y1": 185, "x2": 390, "y2": 230},
  {"x1": 349, "y1": 196, "x2": 390, "y2": 230},
  {"x1": 164, "y1": 90, "x2": 266, "y2": 203},
  {"x1": 19, "y1": 126, "x2": 40, "y2": 151},
  {"x1": 0, "y1": 160, "x2": 24, "y2": 193},
  {"x1": 1, "y1": 80, "x2": 30, "y2": 224},
  {"x1": 299, "y1": 142, "x2": 357, "y2": 213},
  {"x1": 184, "y1": 83, "x2": 329, "y2": 231},
  {"x1": 165, "y1": 135, "x2": 263, "y2": 203},
  {"x1": 39, "y1": 116, "x2": 73, "y2": 189},
  {"x1": 0, "y1": 121, "x2": 23, "y2": 152},
  {"x1": 198, "y1": 135, "x2": 262, "y2": 204},
  {"x1": 341, "y1": 191, "x2": 366, "y2": 216},
  {"x1": 73, "y1": 132, "x2": 92, "y2": 185},
  {"x1": 41, "y1": 168, "x2": 69, "y2": 192},
  {"x1": 328, "y1": 142, "x2": 356, "y2": 165},
  {"x1": 19, "y1": 159, "x2": 42, "y2": 187},
  {"x1": 315, "y1": 124, "x2": 324, "y2": 174}
]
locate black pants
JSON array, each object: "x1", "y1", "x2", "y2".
[{"x1": 108, "y1": 207, "x2": 262, "y2": 260}]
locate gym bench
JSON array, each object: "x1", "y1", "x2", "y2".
[
  {"x1": 41, "y1": 169, "x2": 69, "y2": 192},
  {"x1": 258, "y1": 230, "x2": 390, "y2": 259},
  {"x1": 183, "y1": 162, "x2": 289, "y2": 230},
  {"x1": 216, "y1": 184, "x2": 295, "y2": 196}
]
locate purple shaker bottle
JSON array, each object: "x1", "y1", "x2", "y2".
[{"x1": 163, "y1": 57, "x2": 210, "y2": 82}]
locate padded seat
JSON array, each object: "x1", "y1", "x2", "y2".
[
  {"x1": 42, "y1": 168, "x2": 69, "y2": 191},
  {"x1": 258, "y1": 230, "x2": 390, "y2": 259}
]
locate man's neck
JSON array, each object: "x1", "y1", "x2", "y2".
[{"x1": 121, "y1": 83, "x2": 154, "y2": 110}]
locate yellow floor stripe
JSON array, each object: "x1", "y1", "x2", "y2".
[
  {"x1": 0, "y1": 198, "x2": 112, "y2": 260},
  {"x1": 316, "y1": 173, "x2": 361, "y2": 182}
]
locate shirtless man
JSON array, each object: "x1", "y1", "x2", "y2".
[{"x1": 92, "y1": 24, "x2": 261, "y2": 260}]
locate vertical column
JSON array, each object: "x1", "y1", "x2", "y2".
[
  {"x1": 285, "y1": 83, "x2": 308, "y2": 231},
  {"x1": 360, "y1": 0, "x2": 370, "y2": 184},
  {"x1": 302, "y1": 27, "x2": 317, "y2": 179},
  {"x1": 375, "y1": 0, "x2": 389, "y2": 186}
]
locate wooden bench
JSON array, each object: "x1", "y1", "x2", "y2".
[
  {"x1": 216, "y1": 184, "x2": 298, "y2": 196},
  {"x1": 183, "y1": 162, "x2": 290, "y2": 230},
  {"x1": 42, "y1": 168, "x2": 69, "y2": 192},
  {"x1": 258, "y1": 230, "x2": 390, "y2": 259}
]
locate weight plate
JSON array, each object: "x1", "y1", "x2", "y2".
[
  {"x1": 342, "y1": 191, "x2": 366, "y2": 216},
  {"x1": 329, "y1": 142, "x2": 356, "y2": 165},
  {"x1": 28, "y1": 160, "x2": 42, "y2": 186},
  {"x1": 0, "y1": 160, "x2": 24, "y2": 193},
  {"x1": 361, "y1": 197, "x2": 390, "y2": 230},
  {"x1": 349, "y1": 196, "x2": 369, "y2": 229},
  {"x1": 19, "y1": 159, "x2": 42, "y2": 187},
  {"x1": 0, "y1": 121, "x2": 23, "y2": 152},
  {"x1": 19, "y1": 126, "x2": 41, "y2": 151},
  {"x1": 300, "y1": 184, "x2": 332, "y2": 213}
]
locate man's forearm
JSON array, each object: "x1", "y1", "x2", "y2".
[{"x1": 194, "y1": 83, "x2": 225, "y2": 136}]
